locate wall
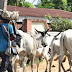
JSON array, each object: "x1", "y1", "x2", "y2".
[
  {"x1": 22, "y1": 19, "x2": 49, "y2": 33},
  {"x1": 31, "y1": 20, "x2": 49, "y2": 33}
]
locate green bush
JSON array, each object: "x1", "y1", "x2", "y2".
[{"x1": 45, "y1": 15, "x2": 72, "y2": 32}]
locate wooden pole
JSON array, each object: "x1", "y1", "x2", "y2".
[
  {"x1": 0, "y1": 0, "x2": 8, "y2": 11},
  {"x1": 0, "y1": 0, "x2": 8, "y2": 15}
]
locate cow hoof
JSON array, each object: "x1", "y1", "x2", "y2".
[
  {"x1": 45, "y1": 70, "x2": 47, "y2": 72},
  {"x1": 66, "y1": 68, "x2": 70, "y2": 71},
  {"x1": 52, "y1": 65, "x2": 55, "y2": 67},
  {"x1": 45, "y1": 69, "x2": 47, "y2": 72}
]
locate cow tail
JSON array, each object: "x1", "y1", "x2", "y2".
[
  {"x1": 58, "y1": 32, "x2": 65, "y2": 71},
  {"x1": 60, "y1": 32, "x2": 64, "y2": 57}
]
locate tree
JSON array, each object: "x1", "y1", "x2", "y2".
[
  {"x1": 20, "y1": 1, "x2": 34, "y2": 7},
  {"x1": 8, "y1": 0, "x2": 17, "y2": 6},
  {"x1": 45, "y1": 15, "x2": 72, "y2": 32},
  {"x1": 36, "y1": 0, "x2": 68, "y2": 10},
  {"x1": 7, "y1": 0, "x2": 34, "y2": 8},
  {"x1": 67, "y1": 0, "x2": 72, "y2": 11},
  {"x1": 52, "y1": 0, "x2": 67, "y2": 10},
  {"x1": 37, "y1": 0, "x2": 55, "y2": 9}
]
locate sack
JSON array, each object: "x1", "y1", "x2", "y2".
[
  {"x1": 1, "y1": 11, "x2": 19, "y2": 20},
  {"x1": 10, "y1": 11, "x2": 19, "y2": 20},
  {"x1": 1, "y1": 11, "x2": 12, "y2": 19},
  {"x1": 11, "y1": 48, "x2": 18, "y2": 55},
  {"x1": 5, "y1": 47, "x2": 18, "y2": 56}
]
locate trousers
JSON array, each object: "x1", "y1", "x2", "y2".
[{"x1": 0, "y1": 52, "x2": 13, "y2": 72}]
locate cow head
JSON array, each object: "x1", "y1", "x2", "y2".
[
  {"x1": 15, "y1": 34, "x2": 22, "y2": 48},
  {"x1": 35, "y1": 29, "x2": 61, "y2": 54},
  {"x1": 43, "y1": 32, "x2": 61, "y2": 48},
  {"x1": 42, "y1": 32, "x2": 61, "y2": 55},
  {"x1": 12, "y1": 33, "x2": 22, "y2": 48},
  {"x1": 34, "y1": 29, "x2": 49, "y2": 47},
  {"x1": 35, "y1": 29, "x2": 49, "y2": 41}
]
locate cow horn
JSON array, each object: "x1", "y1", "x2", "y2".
[
  {"x1": 54, "y1": 32, "x2": 61, "y2": 37},
  {"x1": 44, "y1": 29, "x2": 49, "y2": 34},
  {"x1": 35, "y1": 28, "x2": 42, "y2": 33},
  {"x1": 47, "y1": 33, "x2": 51, "y2": 36}
]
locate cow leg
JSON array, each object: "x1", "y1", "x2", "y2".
[
  {"x1": 49, "y1": 49, "x2": 54, "y2": 72},
  {"x1": 65, "y1": 52, "x2": 70, "y2": 71},
  {"x1": 69, "y1": 61, "x2": 72, "y2": 72},
  {"x1": 61, "y1": 63, "x2": 66, "y2": 72},
  {"x1": 69, "y1": 55, "x2": 72, "y2": 72},
  {"x1": 22, "y1": 61, "x2": 26, "y2": 72},
  {"x1": 45, "y1": 53, "x2": 51, "y2": 72},
  {"x1": 11, "y1": 56, "x2": 17, "y2": 72},
  {"x1": 14, "y1": 62, "x2": 17, "y2": 72},
  {"x1": 54, "y1": 55, "x2": 66, "y2": 72},
  {"x1": 65, "y1": 51, "x2": 71, "y2": 72},
  {"x1": 59, "y1": 54, "x2": 64, "y2": 72},
  {"x1": 30, "y1": 56, "x2": 34, "y2": 72},
  {"x1": 36, "y1": 57, "x2": 39, "y2": 72},
  {"x1": 23, "y1": 57, "x2": 28, "y2": 72},
  {"x1": 21, "y1": 59, "x2": 25, "y2": 72},
  {"x1": 49, "y1": 56, "x2": 53, "y2": 72},
  {"x1": 20, "y1": 56, "x2": 27, "y2": 72},
  {"x1": 45, "y1": 58, "x2": 48, "y2": 72}
]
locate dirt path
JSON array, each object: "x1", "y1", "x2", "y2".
[{"x1": 17, "y1": 55, "x2": 70, "y2": 72}]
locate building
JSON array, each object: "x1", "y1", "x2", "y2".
[{"x1": 7, "y1": 5, "x2": 72, "y2": 33}]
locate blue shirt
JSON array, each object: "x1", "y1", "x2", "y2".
[{"x1": 0, "y1": 23, "x2": 14, "y2": 52}]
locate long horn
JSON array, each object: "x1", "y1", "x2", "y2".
[
  {"x1": 47, "y1": 33, "x2": 51, "y2": 36},
  {"x1": 40, "y1": 29, "x2": 49, "y2": 36},
  {"x1": 45, "y1": 29, "x2": 49, "y2": 34},
  {"x1": 44, "y1": 29, "x2": 50, "y2": 36},
  {"x1": 35, "y1": 28, "x2": 42, "y2": 33},
  {"x1": 54, "y1": 32, "x2": 61, "y2": 37}
]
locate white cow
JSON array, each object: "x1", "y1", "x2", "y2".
[
  {"x1": 13, "y1": 29, "x2": 50, "y2": 72},
  {"x1": 13, "y1": 30, "x2": 37, "y2": 72},
  {"x1": 35, "y1": 29, "x2": 69, "y2": 72},
  {"x1": 12, "y1": 45, "x2": 51, "y2": 72},
  {"x1": 48, "y1": 34, "x2": 69, "y2": 72},
  {"x1": 59, "y1": 29, "x2": 72, "y2": 72},
  {"x1": 36, "y1": 45, "x2": 51, "y2": 72}
]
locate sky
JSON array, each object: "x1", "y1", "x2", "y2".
[{"x1": 25, "y1": 0, "x2": 39, "y2": 5}]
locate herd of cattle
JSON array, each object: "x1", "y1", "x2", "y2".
[{"x1": 9, "y1": 28, "x2": 72, "y2": 72}]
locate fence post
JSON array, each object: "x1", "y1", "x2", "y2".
[{"x1": 0, "y1": 0, "x2": 8, "y2": 14}]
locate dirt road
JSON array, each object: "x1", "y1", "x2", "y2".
[{"x1": 17, "y1": 56, "x2": 70, "y2": 72}]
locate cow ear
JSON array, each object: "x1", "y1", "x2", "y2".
[
  {"x1": 54, "y1": 32, "x2": 61, "y2": 37},
  {"x1": 35, "y1": 28, "x2": 42, "y2": 33}
]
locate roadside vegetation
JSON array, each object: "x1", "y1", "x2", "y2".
[{"x1": 45, "y1": 14, "x2": 72, "y2": 32}]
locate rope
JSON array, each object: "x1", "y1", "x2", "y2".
[{"x1": 8, "y1": 23, "x2": 11, "y2": 48}]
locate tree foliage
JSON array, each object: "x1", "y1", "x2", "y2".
[
  {"x1": 16, "y1": 1, "x2": 34, "y2": 7},
  {"x1": 37, "y1": 0, "x2": 55, "y2": 9},
  {"x1": 67, "y1": 0, "x2": 72, "y2": 11},
  {"x1": 36, "y1": 0, "x2": 72, "y2": 12},
  {"x1": 52, "y1": 0, "x2": 67, "y2": 10},
  {"x1": 22, "y1": 1, "x2": 34, "y2": 7},
  {"x1": 45, "y1": 15, "x2": 72, "y2": 32},
  {"x1": 7, "y1": 0, "x2": 72, "y2": 11},
  {"x1": 7, "y1": 0, "x2": 34, "y2": 8},
  {"x1": 8, "y1": 0, "x2": 17, "y2": 6}
]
